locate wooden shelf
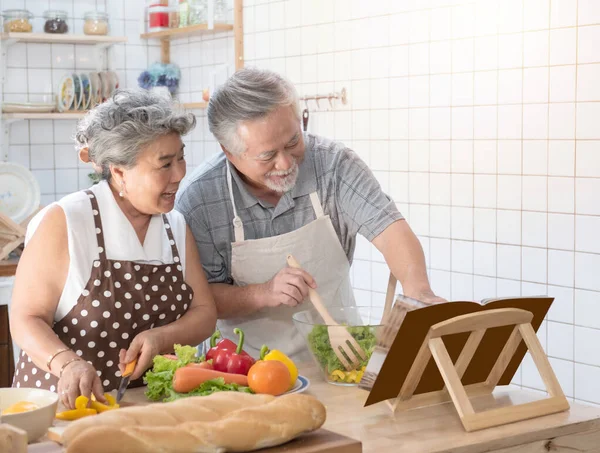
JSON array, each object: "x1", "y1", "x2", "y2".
[
  {"x1": 0, "y1": 32, "x2": 127, "y2": 45},
  {"x1": 2, "y1": 112, "x2": 87, "y2": 120},
  {"x1": 181, "y1": 102, "x2": 208, "y2": 109},
  {"x1": 141, "y1": 23, "x2": 234, "y2": 41},
  {"x1": 0, "y1": 258, "x2": 18, "y2": 277}
]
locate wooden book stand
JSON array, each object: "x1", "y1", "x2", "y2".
[{"x1": 363, "y1": 274, "x2": 569, "y2": 432}]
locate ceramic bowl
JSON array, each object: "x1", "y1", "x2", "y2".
[{"x1": 0, "y1": 387, "x2": 59, "y2": 443}]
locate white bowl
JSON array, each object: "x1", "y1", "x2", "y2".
[{"x1": 0, "y1": 387, "x2": 59, "y2": 443}]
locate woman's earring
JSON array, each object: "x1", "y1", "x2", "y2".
[{"x1": 119, "y1": 183, "x2": 124, "y2": 198}]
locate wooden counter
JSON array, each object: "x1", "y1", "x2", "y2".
[
  {"x1": 125, "y1": 366, "x2": 600, "y2": 453},
  {"x1": 39, "y1": 363, "x2": 600, "y2": 453}
]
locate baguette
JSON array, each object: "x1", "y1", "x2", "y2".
[
  {"x1": 64, "y1": 393, "x2": 326, "y2": 453},
  {"x1": 62, "y1": 392, "x2": 273, "y2": 445}
]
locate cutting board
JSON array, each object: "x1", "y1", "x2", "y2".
[{"x1": 30, "y1": 428, "x2": 361, "y2": 453}]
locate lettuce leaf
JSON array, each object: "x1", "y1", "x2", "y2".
[
  {"x1": 144, "y1": 344, "x2": 200, "y2": 401},
  {"x1": 307, "y1": 325, "x2": 377, "y2": 373}
]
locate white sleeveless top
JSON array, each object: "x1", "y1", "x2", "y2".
[{"x1": 25, "y1": 181, "x2": 188, "y2": 322}]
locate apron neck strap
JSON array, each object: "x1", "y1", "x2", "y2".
[
  {"x1": 161, "y1": 214, "x2": 182, "y2": 263},
  {"x1": 85, "y1": 189, "x2": 107, "y2": 260},
  {"x1": 226, "y1": 162, "x2": 245, "y2": 242},
  {"x1": 309, "y1": 192, "x2": 324, "y2": 218}
]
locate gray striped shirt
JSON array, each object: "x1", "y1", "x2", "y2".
[{"x1": 175, "y1": 133, "x2": 404, "y2": 284}]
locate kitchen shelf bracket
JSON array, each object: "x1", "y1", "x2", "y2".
[{"x1": 1, "y1": 119, "x2": 18, "y2": 161}]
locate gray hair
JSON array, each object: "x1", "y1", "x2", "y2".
[
  {"x1": 75, "y1": 88, "x2": 196, "y2": 180},
  {"x1": 207, "y1": 67, "x2": 300, "y2": 155}
]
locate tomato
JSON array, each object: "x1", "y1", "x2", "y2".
[{"x1": 247, "y1": 360, "x2": 291, "y2": 396}]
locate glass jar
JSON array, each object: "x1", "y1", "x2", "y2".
[
  {"x1": 188, "y1": 0, "x2": 207, "y2": 25},
  {"x1": 43, "y1": 10, "x2": 69, "y2": 34},
  {"x1": 83, "y1": 11, "x2": 109, "y2": 35},
  {"x1": 1, "y1": 9, "x2": 33, "y2": 33},
  {"x1": 213, "y1": 0, "x2": 228, "y2": 23}
]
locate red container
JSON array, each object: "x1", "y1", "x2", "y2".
[{"x1": 148, "y1": 4, "x2": 170, "y2": 31}]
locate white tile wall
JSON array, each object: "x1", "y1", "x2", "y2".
[
  {"x1": 0, "y1": 0, "x2": 153, "y2": 204},
  {"x1": 235, "y1": 0, "x2": 600, "y2": 407},
  {"x1": 4, "y1": 0, "x2": 600, "y2": 406}
]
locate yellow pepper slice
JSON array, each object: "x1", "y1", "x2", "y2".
[
  {"x1": 74, "y1": 395, "x2": 89, "y2": 410},
  {"x1": 104, "y1": 393, "x2": 117, "y2": 406},
  {"x1": 89, "y1": 401, "x2": 119, "y2": 413},
  {"x1": 260, "y1": 345, "x2": 299, "y2": 388},
  {"x1": 55, "y1": 408, "x2": 97, "y2": 421},
  {"x1": 329, "y1": 368, "x2": 365, "y2": 383},
  {"x1": 330, "y1": 370, "x2": 346, "y2": 381}
]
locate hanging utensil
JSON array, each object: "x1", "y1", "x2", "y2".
[{"x1": 302, "y1": 108, "x2": 309, "y2": 131}]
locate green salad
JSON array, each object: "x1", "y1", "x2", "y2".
[
  {"x1": 307, "y1": 325, "x2": 377, "y2": 373},
  {"x1": 143, "y1": 344, "x2": 253, "y2": 402}
]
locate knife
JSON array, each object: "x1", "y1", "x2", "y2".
[{"x1": 116, "y1": 358, "x2": 137, "y2": 404}]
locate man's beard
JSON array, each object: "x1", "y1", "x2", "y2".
[{"x1": 264, "y1": 159, "x2": 299, "y2": 193}]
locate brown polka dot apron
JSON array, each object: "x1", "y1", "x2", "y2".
[{"x1": 13, "y1": 190, "x2": 193, "y2": 392}]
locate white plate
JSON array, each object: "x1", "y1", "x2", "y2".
[
  {"x1": 284, "y1": 375, "x2": 310, "y2": 395},
  {"x1": 0, "y1": 162, "x2": 40, "y2": 224}
]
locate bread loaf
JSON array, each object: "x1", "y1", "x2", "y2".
[
  {"x1": 0, "y1": 424, "x2": 27, "y2": 453},
  {"x1": 64, "y1": 393, "x2": 326, "y2": 453}
]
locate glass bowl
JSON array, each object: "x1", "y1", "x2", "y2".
[{"x1": 292, "y1": 305, "x2": 382, "y2": 386}]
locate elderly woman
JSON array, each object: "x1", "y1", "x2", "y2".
[{"x1": 10, "y1": 89, "x2": 217, "y2": 408}]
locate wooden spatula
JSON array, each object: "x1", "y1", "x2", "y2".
[{"x1": 286, "y1": 254, "x2": 367, "y2": 371}]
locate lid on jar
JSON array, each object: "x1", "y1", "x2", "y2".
[
  {"x1": 1, "y1": 9, "x2": 33, "y2": 19},
  {"x1": 43, "y1": 10, "x2": 68, "y2": 19},
  {"x1": 84, "y1": 11, "x2": 109, "y2": 20}
]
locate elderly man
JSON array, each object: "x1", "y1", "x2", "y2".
[{"x1": 176, "y1": 68, "x2": 444, "y2": 359}]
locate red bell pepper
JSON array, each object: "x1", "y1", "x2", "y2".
[
  {"x1": 205, "y1": 330, "x2": 237, "y2": 361},
  {"x1": 212, "y1": 328, "x2": 255, "y2": 375}
]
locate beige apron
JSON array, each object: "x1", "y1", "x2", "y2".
[{"x1": 217, "y1": 163, "x2": 356, "y2": 360}]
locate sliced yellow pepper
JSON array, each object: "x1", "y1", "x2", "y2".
[
  {"x1": 329, "y1": 367, "x2": 366, "y2": 383},
  {"x1": 260, "y1": 345, "x2": 299, "y2": 388},
  {"x1": 74, "y1": 395, "x2": 89, "y2": 410},
  {"x1": 55, "y1": 408, "x2": 97, "y2": 421},
  {"x1": 104, "y1": 393, "x2": 117, "y2": 406},
  {"x1": 91, "y1": 393, "x2": 117, "y2": 406},
  {"x1": 89, "y1": 401, "x2": 120, "y2": 413},
  {"x1": 331, "y1": 370, "x2": 346, "y2": 381}
]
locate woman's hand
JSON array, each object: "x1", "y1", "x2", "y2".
[
  {"x1": 119, "y1": 329, "x2": 164, "y2": 381},
  {"x1": 57, "y1": 360, "x2": 106, "y2": 409}
]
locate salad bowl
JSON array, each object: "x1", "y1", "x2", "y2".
[{"x1": 292, "y1": 306, "x2": 382, "y2": 386}]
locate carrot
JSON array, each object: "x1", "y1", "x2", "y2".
[{"x1": 173, "y1": 366, "x2": 249, "y2": 393}]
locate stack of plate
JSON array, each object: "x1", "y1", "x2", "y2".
[{"x1": 57, "y1": 71, "x2": 119, "y2": 112}]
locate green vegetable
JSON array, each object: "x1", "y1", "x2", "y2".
[
  {"x1": 307, "y1": 325, "x2": 376, "y2": 373},
  {"x1": 144, "y1": 344, "x2": 254, "y2": 402},
  {"x1": 144, "y1": 344, "x2": 200, "y2": 401},
  {"x1": 163, "y1": 378, "x2": 254, "y2": 402}
]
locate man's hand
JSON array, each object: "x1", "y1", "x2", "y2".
[
  {"x1": 412, "y1": 289, "x2": 447, "y2": 305},
  {"x1": 257, "y1": 267, "x2": 317, "y2": 308}
]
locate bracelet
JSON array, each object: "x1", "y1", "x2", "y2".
[
  {"x1": 59, "y1": 357, "x2": 83, "y2": 378},
  {"x1": 46, "y1": 347, "x2": 71, "y2": 370}
]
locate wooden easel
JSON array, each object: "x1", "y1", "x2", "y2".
[{"x1": 385, "y1": 307, "x2": 569, "y2": 432}]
